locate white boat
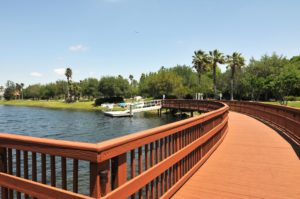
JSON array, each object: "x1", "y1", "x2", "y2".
[
  {"x1": 103, "y1": 110, "x2": 133, "y2": 117},
  {"x1": 101, "y1": 103, "x2": 114, "y2": 110}
]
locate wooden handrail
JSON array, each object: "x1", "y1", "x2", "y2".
[
  {"x1": 0, "y1": 100, "x2": 229, "y2": 199},
  {"x1": 0, "y1": 133, "x2": 99, "y2": 162}
]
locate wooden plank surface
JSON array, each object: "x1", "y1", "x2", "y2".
[{"x1": 173, "y1": 112, "x2": 300, "y2": 199}]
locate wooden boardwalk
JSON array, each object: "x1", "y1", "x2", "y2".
[{"x1": 173, "y1": 111, "x2": 300, "y2": 199}]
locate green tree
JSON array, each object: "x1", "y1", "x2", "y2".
[
  {"x1": 24, "y1": 84, "x2": 42, "y2": 100},
  {"x1": 208, "y1": 49, "x2": 225, "y2": 99},
  {"x1": 4, "y1": 81, "x2": 16, "y2": 100},
  {"x1": 226, "y1": 52, "x2": 245, "y2": 100},
  {"x1": 192, "y1": 50, "x2": 210, "y2": 83},
  {"x1": 98, "y1": 75, "x2": 130, "y2": 98},
  {"x1": 80, "y1": 78, "x2": 99, "y2": 100},
  {"x1": 55, "y1": 80, "x2": 68, "y2": 99},
  {"x1": 272, "y1": 63, "x2": 300, "y2": 104},
  {"x1": 138, "y1": 68, "x2": 183, "y2": 98},
  {"x1": 65, "y1": 67, "x2": 73, "y2": 102}
]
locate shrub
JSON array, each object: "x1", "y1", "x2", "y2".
[
  {"x1": 94, "y1": 97, "x2": 124, "y2": 106},
  {"x1": 284, "y1": 96, "x2": 300, "y2": 101}
]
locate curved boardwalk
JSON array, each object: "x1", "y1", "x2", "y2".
[{"x1": 173, "y1": 112, "x2": 300, "y2": 199}]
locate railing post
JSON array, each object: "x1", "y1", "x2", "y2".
[
  {"x1": 112, "y1": 153, "x2": 127, "y2": 189},
  {"x1": 0, "y1": 147, "x2": 8, "y2": 199},
  {"x1": 90, "y1": 160, "x2": 111, "y2": 198}
]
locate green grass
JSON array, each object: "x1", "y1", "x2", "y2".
[
  {"x1": 0, "y1": 100, "x2": 125, "y2": 111},
  {"x1": 262, "y1": 101, "x2": 300, "y2": 108}
]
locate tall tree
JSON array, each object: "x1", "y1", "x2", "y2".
[
  {"x1": 226, "y1": 52, "x2": 245, "y2": 100},
  {"x1": 208, "y1": 49, "x2": 225, "y2": 99},
  {"x1": 192, "y1": 50, "x2": 210, "y2": 83},
  {"x1": 20, "y1": 83, "x2": 24, "y2": 100},
  {"x1": 129, "y1": 74, "x2": 134, "y2": 98},
  {"x1": 65, "y1": 68, "x2": 73, "y2": 102},
  {"x1": 129, "y1": 74, "x2": 134, "y2": 84}
]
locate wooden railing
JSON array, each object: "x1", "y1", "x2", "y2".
[
  {"x1": 0, "y1": 100, "x2": 229, "y2": 199},
  {"x1": 225, "y1": 101, "x2": 300, "y2": 145}
]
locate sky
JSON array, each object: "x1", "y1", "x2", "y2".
[{"x1": 0, "y1": 0, "x2": 299, "y2": 86}]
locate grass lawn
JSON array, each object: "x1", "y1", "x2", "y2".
[
  {"x1": 0, "y1": 100, "x2": 125, "y2": 111},
  {"x1": 262, "y1": 101, "x2": 300, "y2": 108}
]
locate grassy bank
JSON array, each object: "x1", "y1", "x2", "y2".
[
  {"x1": 262, "y1": 101, "x2": 300, "y2": 108},
  {"x1": 0, "y1": 100, "x2": 124, "y2": 111}
]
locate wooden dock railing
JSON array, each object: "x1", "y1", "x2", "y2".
[
  {"x1": 225, "y1": 101, "x2": 300, "y2": 145},
  {"x1": 0, "y1": 100, "x2": 229, "y2": 199}
]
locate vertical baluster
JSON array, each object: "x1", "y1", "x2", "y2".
[
  {"x1": 180, "y1": 132, "x2": 183, "y2": 178},
  {"x1": 156, "y1": 140, "x2": 161, "y2": 198},
  {"x1": 173, "y1": 134, "x2": 177, "y2": 184},
  {"x1": 32, "y1": 152, "x2": 37, "y2": 182},
  {"x1": 16, "y1": 150, "x2": 21, "y2": 199},
  {"x1": 73, "y1": 159, "x2": 79, "y2": 193},
  {"x1": 138, "y1": 147, "x2": 143, "y2": 199},
  {"x1": 41, "y1": 153, "x2": 46, "y2": 185},
  {"x1": 165, "y1": 137, "x2": 169, "y2": 191},
  {"x1": 160, "y1": 139, "x2": 164, "y2": 196},
  {"x1": 155, "y1": 141, "x2": 159, "y2": 198},
  {"x1": 0, "y1": 147, "x2": 8, "y2": 199},
  {"x1": 61, "y1": 157, "x2": 67, "y2": 190},
  {"x1": 130, "y1": 150, "x2": 136, "y2": 199},
  {"x1": 155, "y1": 140, "x2": 159, "y2": 164},
  {"x1": 23, "y1": 151, "x2": 29, "y2": 199},
  {"x1": 50, "y1": 155, "x2": 56, "y2": 187},
  {"x1": 168, "y1": 168, "x2": 172, "y2": 189},
  {"x1": 150, "y1": 143, "x2": 154, "y2": 198},
  {"x1": 8, "y1": 149, "x2": 13, "y2": 199},
  {"x1": 145, "y1": 145, "x2": 149, "y2": 199}
]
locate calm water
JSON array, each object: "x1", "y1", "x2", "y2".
[{"x1": 0, "y1": 105, "x2": 178, "y2": 143}]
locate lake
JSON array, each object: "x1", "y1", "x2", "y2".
[{"x1": 0, "y1": 105, "x2": 178, "y2": 143}]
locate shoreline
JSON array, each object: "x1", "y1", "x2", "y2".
[{"x1": 0, "y1": 100, "x2": 124, "y2": 112}]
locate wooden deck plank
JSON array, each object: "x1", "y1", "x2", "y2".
[{"x1": 173, "y1": 112, "x2": 300, "y2": 199}]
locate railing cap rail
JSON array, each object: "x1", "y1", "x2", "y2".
[
  {"x1": 224, "y1": 100, "x2": 300, "y2": 114},
  {"x1": 0, "y1": 133, "x2": 99, "y2": 152}
]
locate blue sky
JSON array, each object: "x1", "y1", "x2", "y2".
[{"x1": 0, "y1": 0, "x2": 299, "y2": 86}]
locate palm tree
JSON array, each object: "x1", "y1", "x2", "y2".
[
  {"x1": 65, "y1": 68, "x2": 73, "y2": 102},
  {"x1": 129, "y1": 74, "x2": 134, "y2": 84},
  {"x1": 20, "y1": 83, "x2": 24, "y2": 100},
  {"x1": 208, "y1": 49, "x2": 225, "y2": 99},
  {"x1": 192, "y1": 50, "x2": 210, "y2": 83},
  {"x1": 226, "y1": 52, "x2": 245, "y2": 100}
]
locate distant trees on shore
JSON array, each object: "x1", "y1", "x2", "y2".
[{"x1": 2, "y1": 52, "x2": 300, "y2": 102}]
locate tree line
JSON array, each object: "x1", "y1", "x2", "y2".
[{"x1": 2, "y1": 51, "x2": 300, "y2": 102}]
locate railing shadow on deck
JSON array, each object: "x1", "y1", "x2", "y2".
[{"x1": 0, "y1": 100, "x2": 229, "y2": 199}]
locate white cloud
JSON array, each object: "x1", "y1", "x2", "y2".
[
  {"x1": 54, "y1": 68, "x2": 66, "y2": 76},
  {"x1": 30, "y1": 72, "x2": 43, "y2": 77},
  {"x1": 69, "y1": 44, "x2": 88, "y2": 52}
]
